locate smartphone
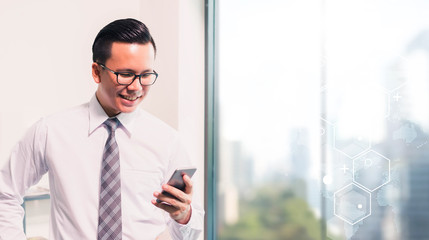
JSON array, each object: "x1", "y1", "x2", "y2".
[{"x1": 156, "y1": 168, "x2": 196, "y2": 203}]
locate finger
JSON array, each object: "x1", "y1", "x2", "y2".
[
  {"x1": 154, "y1": 189, "x2": 188, "y2": 208},
  {"x1": 182, "y1": 174, "x2": 193, "y2": 194},
  {"x1": 161, "y1": 184, "x2": 189, "y2": 203},
  {"x1": 151, "y1": 198, "x2": 192, "y2": 222},
  {"x1": 154, "y1": 190, "x2": 178, "y2": 205},
  {"x1": 153, "y1": 191, "x2": 165, "y2": 204},
  {"x1": 151, "y1": 198, "x2": 178, "y2": 213}
]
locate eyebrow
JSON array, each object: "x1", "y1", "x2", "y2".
[{"x1": 115, "y1": 68, "x2": 154, "y2": 74}]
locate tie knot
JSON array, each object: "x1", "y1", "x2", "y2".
[{"x1": 103, "y1": 118, "x2": 119, "y2": 133}]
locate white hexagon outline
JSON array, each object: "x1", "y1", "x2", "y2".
[
  {"x1": 320, "y1": 116, "x2": 334, "y2": 126},
  {"x1": 322, "y1": 83, "x2": 391, "y2": 123},
  {"x1": 375, "y1": 84, "x2": 391, "y2": 119},
  {"x1": 321, "y1": 117, "x2": 335, "y2": 146},
  {"x1": 333, "y1": 126, "x2": 371, "y2": 159},
  {"x1": 334, "y1": 183, "x2": 372, "y2": 225},
  {"x1": 352, "y1": 150, "x2": 391, "y2": 192},
  {"x1": 387, "y1": 83, "x2": 408, "y2": 120},
  {"x1": 388, "y1": 81, "x2": 408, "y2": 93},
  {"x1": 383, "y1": 87, "x2": 391, "y2": 119}
]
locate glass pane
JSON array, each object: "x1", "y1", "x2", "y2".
[
  {"x1": 215, "y1": 0, "x2": 429, "y2": 239},
  {"x1": 323, "y1": 1, "x2": 429, "y2": 239},
  {"x1": 216, "y1": 0, "x2": 323, "y2": 239}
]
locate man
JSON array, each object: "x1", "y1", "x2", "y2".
[{"x1": 0, "y1": 18, "x2": 203, "y2": 239}]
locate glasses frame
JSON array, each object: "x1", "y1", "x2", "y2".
[{"x1": 96, "y1": 62, "x2": 158, "y2": 86}]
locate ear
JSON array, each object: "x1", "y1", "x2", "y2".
[{"x1": 92, "y1": 62, "x2": 101, "y2": 83}]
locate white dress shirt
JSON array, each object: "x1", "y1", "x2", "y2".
[{"x1": 0, "y1": 95, "x2": 204, "y2": 240}]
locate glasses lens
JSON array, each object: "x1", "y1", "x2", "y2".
[
  {"x1": 116, "y1": 72, "x2": 157, "y2": 86},
  {"x1": 140, "y1": 73, "x2": 157, "y2": 86},
  {"x1": 117, "y1": 73, "x2": 135, "y2": 85}
]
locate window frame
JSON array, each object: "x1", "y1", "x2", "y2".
[{"x1": 204, "y1": 0, "x2": 217, "y2": 239}]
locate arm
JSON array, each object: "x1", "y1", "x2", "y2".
[
  {"x1": 152, "y1": 174, "x2": 194, "y2": 224},
  {"x1": 151, "y1": 136, "x2": 204, "y2": 240},
  {"x1": 0, "y1": 119, "x2": 48, "y2": 239},
  {"x1": 152, "y1": 174, "x2": 204, "y2": 240}
]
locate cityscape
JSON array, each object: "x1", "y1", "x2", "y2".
[{"x1": 216, "y1": 6, "x2": 429, "y2": 238}]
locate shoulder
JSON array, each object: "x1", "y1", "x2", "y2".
[
  {"x1": 134, "y1": 109, "x2": 179, "y2": 141},
  {"x1": 140, "y1": 110, "x2": 176, "y2": 131},
  {"x1": 17, "y1": 102, "x2": 89, "y2": 145},
  {"x1": 39, "y1": 102, "x2": 89, "y2": 132}
]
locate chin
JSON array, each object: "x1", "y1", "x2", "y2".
[{"x1": 120, "y1": 106, "x2": 139, "y2": 113}]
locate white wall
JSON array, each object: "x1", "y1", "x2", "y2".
[
  {"x1": 0, "y1": 0, "x2": 205, "y2": 238},
  {"x1": 141, "y1": 1, "x2": 205, "y2": 238}
]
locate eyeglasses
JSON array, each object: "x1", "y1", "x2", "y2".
[{"x1": 96, "y1": 62, "x2": 158, "y2": 86}]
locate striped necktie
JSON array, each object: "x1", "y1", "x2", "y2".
[{"x1": 98, "y1": 118, "x2": 122, "y2": 240}]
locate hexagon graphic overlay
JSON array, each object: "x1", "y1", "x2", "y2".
[
  {"x1": 334, "y1": 183, "x2": 371, "y2": 225},
  {"x1": 353, "y1": 150, "x2": 391, "y2": 192},
  {"x1": 334, "y1": 127, "x2": 371, "y2": 159}
]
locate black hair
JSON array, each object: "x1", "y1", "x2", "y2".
[{"x1": 92, "y1": 18, "x2": 156, "y2": 64}]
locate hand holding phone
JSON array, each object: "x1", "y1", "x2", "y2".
[{"x1": 156, "y1": 168, "x2": 196, "y2": 203}]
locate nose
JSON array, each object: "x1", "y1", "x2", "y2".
[{"x1": 127, "y1": 76, "x2": 143, "y2": 91}]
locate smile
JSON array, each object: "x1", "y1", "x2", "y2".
[{"x1": 120, "y1": 94, "x2": 141, "y2": 101}]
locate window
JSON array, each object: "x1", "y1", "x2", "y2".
[{"x1": 206, "y1": 1, "x2": 429, "y2": 239}]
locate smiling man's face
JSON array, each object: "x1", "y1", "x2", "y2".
[{"x1": 92, "y1": 42, "x2": 155, "y2": 117}]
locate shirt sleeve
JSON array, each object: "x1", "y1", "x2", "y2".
[
  {"x1": 0, "y1": 118, "x2": 49, "y2": 239},
  {"x1": 165, "y1": 135, "x2": 204, "y2": 240},
  {"x1": 167, "y1": 202, "x2": 204, "y2": 240}
]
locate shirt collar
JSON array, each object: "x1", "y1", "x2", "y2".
[{"x1": 88, "y1": 94, "x2": 139, "y2": 137}]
